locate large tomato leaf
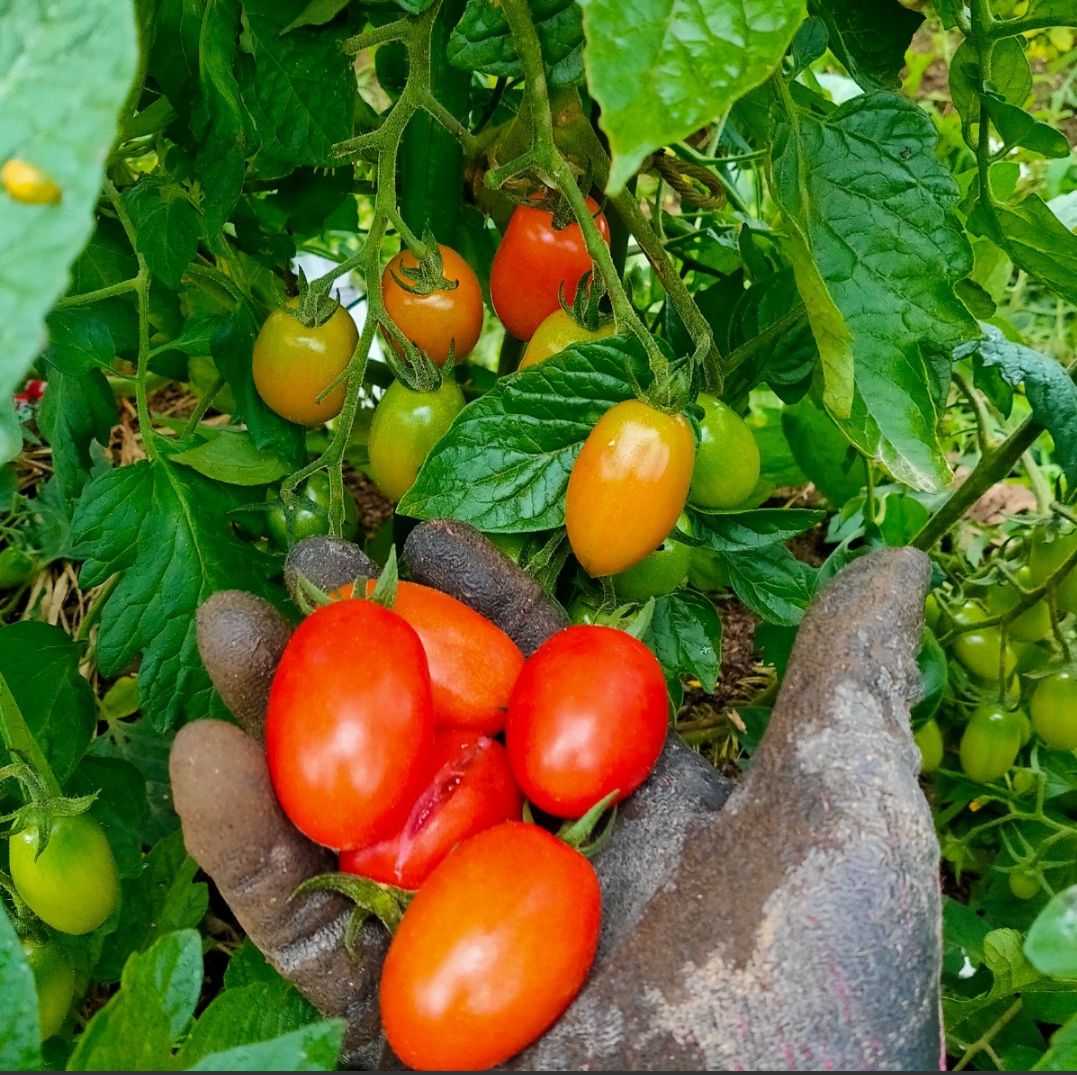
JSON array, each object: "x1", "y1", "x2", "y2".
[
  {"x1": 0, "y1": 0, "x2": 137, "y2": 399},
  {"x1": 644, "y1": 591, "x2": 722, "y2": 694},
  {"x1": 71, "y1": 458, "x2": 276, "y2": 729},
  {"x1": 578, "y1": 0, "x2": 806, "y2": 192},
  {"x1": 399, "y1": 336, "x2": 651, "y2": 531},
  {"x1": 808, "y1": 0, "x2": 924, "y2": 90},
  {"x1": 772, "y1": 91, "x2": 979, "y2": 491}
]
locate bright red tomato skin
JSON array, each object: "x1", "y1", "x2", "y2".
[
  {"x1": 491, "y1": 196, "x2": 610, "y2": 340},
  {"x1": 266, "y1": 600, "x2": 435, "y2": 850},
  {"x1": 379, "y1": 821, "x2": 601, "y2": 1070},
  {"x1": 339, "y1": 730, "x2": 522, "y2": 889},
  {"x1": 506, "y1": 624, "x2": 668, "y2": 817},
  {"x1": 382, "y1": 245, "x2": 483, "y2": 366},
  {"x1": 334, "y1": 579, "x2": 524, "y2": 735},
  {"x1": 566, "y1": 399, "x2": 696, "y2": 577}
]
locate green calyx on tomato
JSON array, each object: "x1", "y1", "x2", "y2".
[
  {"x1": 1030, "y1": 668, "x2": 1077, "y2": 750},
  {"x1": 1028, "y1": 526, "x2": 1077, "y2": 615},
  {"x1": 689, "y1": 394, "x2": 761, "y2": 511},
  {"x1": 21, "y1": 938, "x2": 75, "y2": 1039},
  {"x1": 959, "y1": 703, "x2": 1024, "y2": 784},
  {"x1": 612, "y1": 513, "x2": 692, "y2": 602},
  {"x1": 368, "y1": 379, "x2": 466, "y2": 503},
  {"x1": 10, "y1": 813, "x2": 120, "y2": 935},
  {"x1": 381, "y1": 244, "x2": 483, "y2": 368},
  {"x1": 566, "y1": 399, "x2": 695, "y2": 577},
  {"x1": 252, "y1": 298, "x2": 358, "y2": 427},
  {"x1": 267, "y1": 472, "x2": 359, "y2": 550}
]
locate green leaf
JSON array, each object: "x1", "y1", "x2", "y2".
[
  {"x1": 282, "y1": 0, "x2": 352, "y2": 33},
  {"x1": 0, "y1": 621, "x2": 96, "y2": 784},
  {"x1": 687, "y1": 508, "x2": 825, "y2": 549},
  {"x1": 186, "y1": 1021, "x2": 344, "y2": 1071},
  {"x1": 1037, "y1": 1012, "x2": 1077, "y2": 1071},
  {"x1": 69, "y1": 756, "x2": 151, "y2": 880},
  {"x1": 984, "y1": 928, "x2": 1045, "y2": 997},
  {"x1": 772, "y1": 92, "x2": 979, "y2": 491},
  {"x1": 122, "y1": 177, "x2": 202, "y2": 288},
  {"x1": 448, "y1": 0, "x2": 585, "y2": 88},
  {"x1": 394, "y1": 0, "x2": 437, "y2": 11},
  {"x1": 0, "y1": 399, "x2": 20, "y2": 467},
  {"x1": 171, "y1": 430, "x2": 290, "y2": 486},
  {"x1": 237, "y1": 0, "x2": 355, "y2": 178},
  {"x1": 37, "y1": 366, "x2": 116, "y2": 503},
  {"x1": 781, "y1": 395, "x2": 866, "y2": 504},
  {"x1": 67, "y1": 930, "x2": 203, "y2": 1070},
  {"x1": 212, "y1": 305, "x2": 306, "y2": 465},
  {"x1": 1027, "y1": 886, "x2": 1077, "y2": 979},
  {"x1": 43, "y1": 308, "x2": 116, "y2": 374},
  {"x1": 0, "y1": 0, "x2": 138, "y2": 399},
  {"x1": 983, "y1": 93, "x2": 1070, "y2": 158},
  {"x1": 723, "y1": 544, "x2": 815, "y2": 626},
  {"x1": 644, "y1": 591, "x2": 722, "y2": 692},
  {"x1": 177, "y1": 980, "x2": 321, "y2": 1067},
  {"x1": 951, "y1": 36, "x2": 1031, "y2": 134},
  {"x1": 578, "y1": 0, "x2": 806, "y2": 191},
  {"x1": 71, "y1": 458, "x2": 274, "y2": 729},
  {"x1": 0, "y1": 908, "x2": 41, "y2": 1070},
  {"x1": 955, "y1": 327, "x2": 1077, "y2": 485},
  {"x1": 807, "y1": 0, "x2": 923, "y2": 90},
  {"x1": 974, "y1": 192, "x2": 1077, "y2": 307},
  {"x1": 399, "y1": 336, "x2": 650, "y2": 531},
  {"x1": 1022, "y1": 0, "x2": 1077, "y2": 23}
]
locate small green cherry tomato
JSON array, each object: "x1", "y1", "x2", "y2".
[
  {"x1": 959, "y1": 705, "x2": 1024, "y2": 784},
  {"x1": 367, "y1": 379, "x2": 466, "y2": 503},
  {"x1": 10, "y1": 814, "x2": 119, "y2": 935},
  {"x1": 1029, "y1": 527, "x2": 1077, "y2": 614},
  {"x1": 21, "y1": 938, "x2": 75, "y2": 1039},
  {"x1": 266, "y1": 472, "x2": 359, "y2": 550},
  {"x1": 951, "y1": 602, "x2": 1017, "y2": 683},
  {"x1": 924, "y1": 593, "x2": 942, "y2": 633},
  {"x1": 0, "y1": 547, "x2": 36, "y2": 590},
  {"x1": 985, "y1": 566, "x2": 1052, "y2": 643},
  {"x1": 689, "y1": 395, "x2": 761, "y2": 511},
  {"x1": 1031, "y1": 669, "x2": 1077, "y2": 750},
  {"x1": 914, "y1": 718, "x2": 944, "y2": 774},
  {"x1": 1008, "y1": 869, "x2": 1040, "y2": 901},
  {"x1": 612, "y1": 513, "x2": 691, "y2": 602}
]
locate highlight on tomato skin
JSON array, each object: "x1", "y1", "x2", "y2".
[
  {"x1": 339, "y1": 730, "x2": 522, "y2": 890},
  {"x1": 265, "y1": 599, "x2": 436, "y2": 851},
  {"x1": 379, "y1": 820, "x2": 601, "y2": 1071},
  {"x1": 565, "y1": 399, "x2": 696, "y2": 577}
]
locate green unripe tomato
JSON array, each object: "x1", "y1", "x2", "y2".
[
  {"x1": 952, "y1": 606, "x2": 1017, "y2": 683},
  {"x1": 924, "y1": 593, "x2": 941, "y2": 633},
  {"x1": 914, "y1": 718, "x2": 944, "y2": 774},
  {"x1": 1030, "y1": 669, "x2": 1077, "y2": 750},
  {"x1": 21, "y1": 938, "x2": 75, "y2": 1039},
  {"x1": 368, "y1": 379, "x2": 466, "y2": 502},
  {"x1": 612, "y1": 513, "x2": 691, "y2": 602},
  {"x1": 688, "y1": 547, "x2": 730, "y2": 592},
  {"x1": 959, "y1": 704, "x2": 1023, "y2": 784},
  {"x1": 1008, "y1": 868, "x2": 1040, "y2": 901},
  {"x1": 984, "y1": 566, "x2": 1052, "y2": 643},
  {"x1": 689, "y1": 394, "x2": 760, "y2": 510},
  {"x1": 1011, "y1": 769, "x2": 1037, "y2": 796},
  {"x1": 266, "y1": 472, "x2": 359, "y2": 550},
  {"x1": 1028, "y1": 527, "x2": 1077, "y2": 614},
  {"x1": 1014, "y1": 706, "x2": 1032, "y2": 746},
  {"x1": 10, "y1": 814, "x2": 120, "y2": 935},
  {"x1": 0, "y1": 547, "x2": 36, "y2": 590}
]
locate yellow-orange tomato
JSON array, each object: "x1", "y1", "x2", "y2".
[
  {"x1": 252, "y1": 299, "x2": 358, "y2": 426},
  {"x1": 382, "y1": 245, "x2": 483, "y2": 366},
  {"x1": 2, "y1": 160, "x2": 62, "y2": 205},
  {"x1": 565, "y1": 399, "x2": 696, "y2": 577},
  {"x1": 519, "y1": 309, "x2": 615, "y2": 369}
]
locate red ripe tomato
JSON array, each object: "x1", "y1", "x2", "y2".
[
  {"x1": 490, "y1": 195, "x2": 610, "y2": 340},
  {"x1": 381, "y1": 245, "x2": 483, "y2": 366},
  {"x1": 379, "y1": 821, "x2": 601, "y2": 1070},
  {"x1": 333, "y1": 580, "x2": 524, "y2": 735},
  {"x1": 506, "y1": 624, "x2": 668, "y2": 817},
  {"x1": 566, "y1": 399, "x2": 696, "y2": 577},
  {"x1": 265, "y1": 600, "x2": 434, "y2": 849},
  {"x1": 339, "y1": 730, "x2": 522, "y2": 889}
]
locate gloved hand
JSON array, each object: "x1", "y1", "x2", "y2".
[{"x1": 169, "y1": 520, "x2": 940, "y2": 1071}]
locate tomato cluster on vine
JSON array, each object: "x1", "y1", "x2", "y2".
[{"x1": 264, "y1": 566, "x2": 669, "y2": 1070}]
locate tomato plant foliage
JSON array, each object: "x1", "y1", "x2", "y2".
[{"x1": 0, "y1": 0, "x2": 1076, "y2": 1069}]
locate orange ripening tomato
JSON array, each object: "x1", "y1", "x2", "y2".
[
  {"x1": 252, "y1": 299, "x2": 357, "y2": 426},
  {"x1": 332, "y1": 579, "x2": 525, "y2": 735},
  {"x1": 381, "y1": 245, "x2": 483, "y2": 366},
  {"x1": 339, "y1": 730, "x2": 522, "y2": 889},
  {"x1": 379, "y1": 821, "x2": 601, "y2": 1070},
  {"x1": 490, "y1": 196, "x2": 610, "y2": 340},
  {"x1": 265, "y1": 600, "x2": 435, "y2": 849},
  {"x1": 565, "y1": 399, "x2": 696, "y2": 576}
]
